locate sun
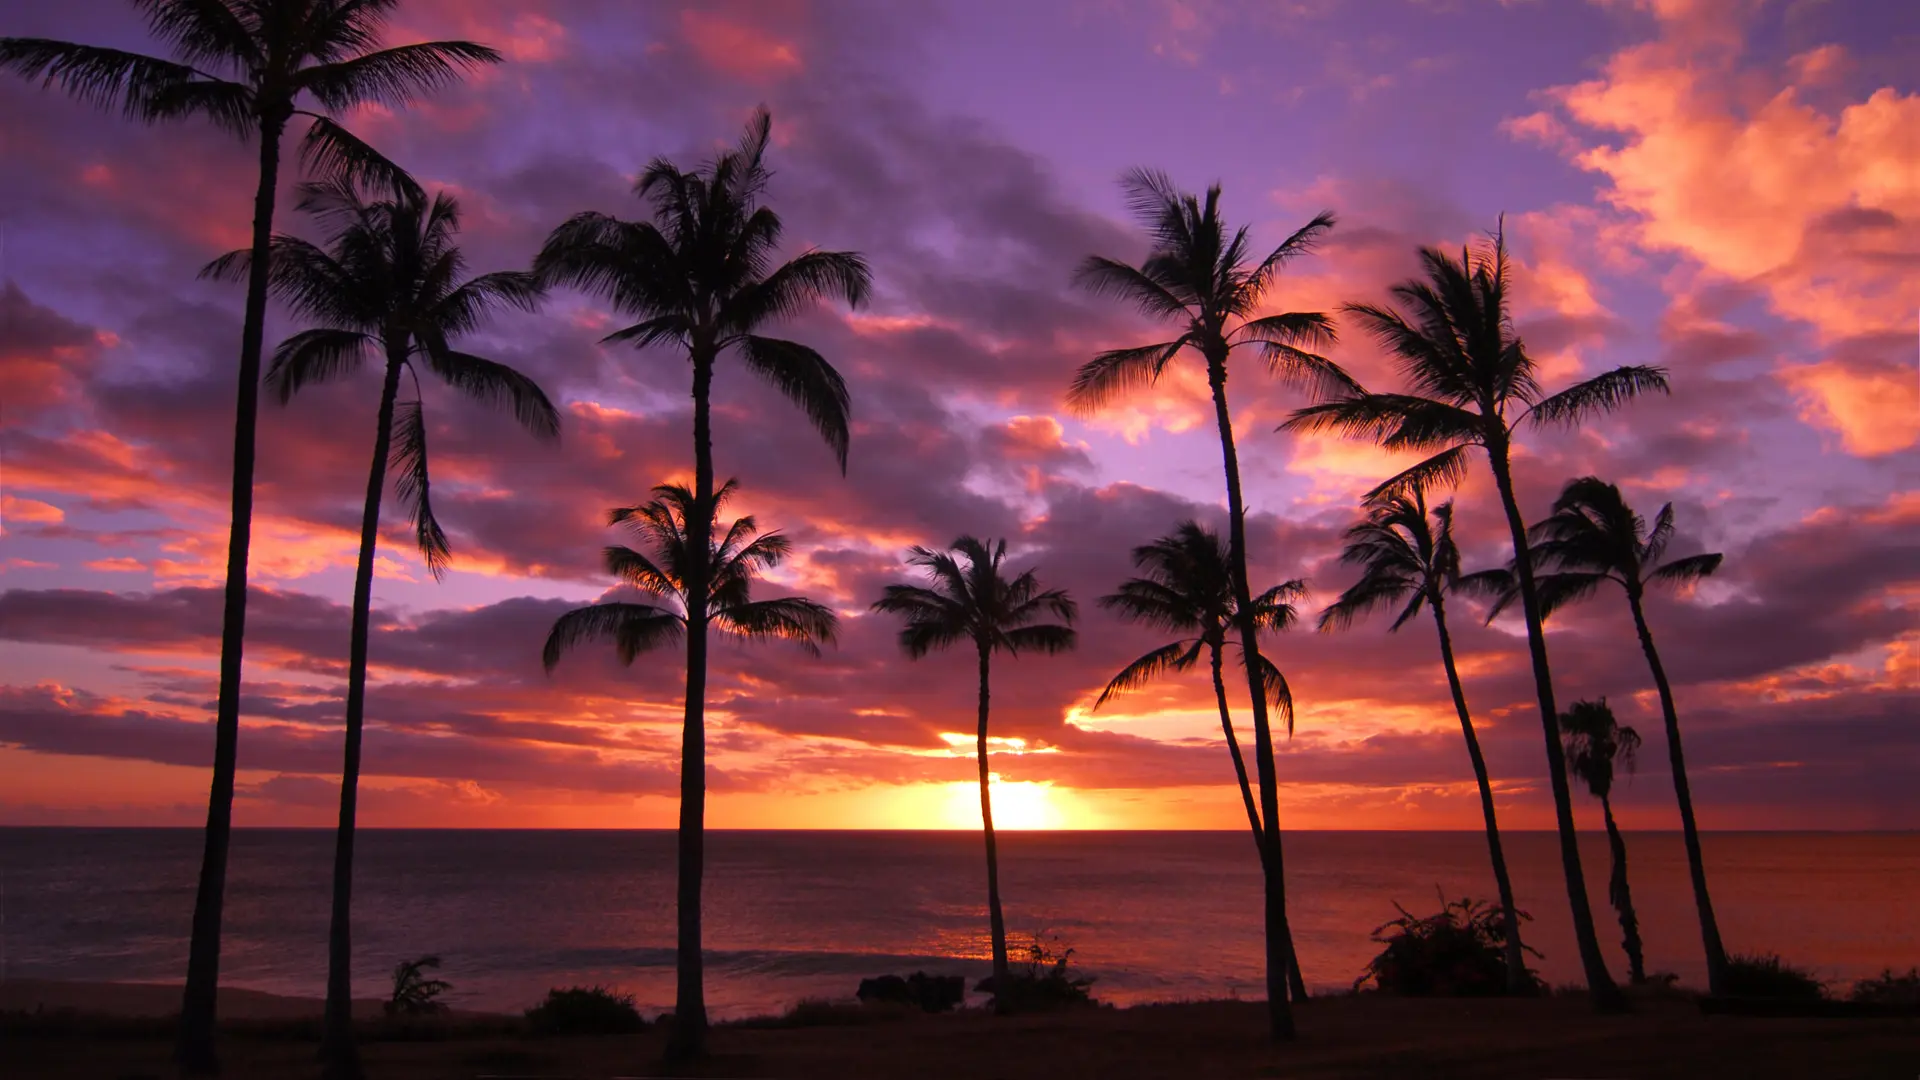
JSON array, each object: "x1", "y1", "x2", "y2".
[{"x1": 941, "y1": 775, "x2": 1068, "y2": 830}]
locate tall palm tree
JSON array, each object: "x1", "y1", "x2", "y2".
[
  {"x1": 1524, "y1": 476, "x2": 1729, "y2": 993},
  {"x1": 533, "y1": 110, "x2": 867, "y2": 1056},
  {"x1": 2, "y1": 6, "x2": 500, "y2": 1067},
  {"x1": 1093, "y1": 522, "x2": 1302, "y2": 867},
  {"x1": 1071, "y1": 171, "x2": 1350, "y2": 1030},
  {"x1": 543, "y1": 479, "x2": 836, "y2": 1048},
  {"x1": 215, "y1": 180, "x2": 559, "y2": 1077},
  {"x1": 1284, "y1": 224, "x2": 1669, "y2": 1011},
  {"x1": 871, "y1": 537, "x2": 1076, "y2": 1008},
  {"x1": 1319, "y1": 490, "x2": 1531, "y2": 993},
  {"x1": 1559, "y1": 698, "x2": 1646, "y2": 984}
]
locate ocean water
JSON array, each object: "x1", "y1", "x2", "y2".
[{"x1": 2, "y1": 829, "x2": 1914, "y2": 1017}]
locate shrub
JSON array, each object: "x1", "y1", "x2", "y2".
[
  {"x1": 731, "y1": 997, "x2": 918, "y2": 1029},
  {"x1": 975, "y1": 934, "x2": 1096, "y2": 1010},
  {"x1": 856, "y1": 972, "x2": 967, "y2": 1013},
  {"x1": 524, "y1": 986, "x2": 647, "y2": 1036},
  {"x1": 1848, "y1": 968, "x2": 1920, "y2": 1006},
  {"x1": 1722, "y1": 953, "x2": 1825, "y2": 1000},
  {"x1": 1354, "y1": 893, "x2": 1541, "y2": 997},
  {"x1": 385, "y1": 955, "x2": 452, "y2": 1018}
]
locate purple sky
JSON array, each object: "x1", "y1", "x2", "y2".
[{"x1": 1, "y1": 0, "x2": 1915, "y2": 829}]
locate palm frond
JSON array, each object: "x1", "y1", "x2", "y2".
[
  {"x1": 1093, "y1": 642, "x2": 1197, "y2": 709},
  {"x1": 1532, "y1": 570, "x2": 1614, "y2": 621},
  {"x1": 1003, "y1": 622, "x2": 1077, "y2": 656},
  {"x1": 0, "y1": 39, "x2": 209, "y2": 121},
  {"x1": 728, "y1": 249, "x2": 872, "y2": 329},
  {"x1": 264, "y1": 328, "x2": 373, "y2": 404},
  {"x1": 300, "y1": 41, "x2": 502, "y2": 110},
  {"x1": 542, "y1": 602, "x2": 683, "y2": 670},
  {"x1": 715, "y1": 596, "x2": 838, "y2": 656},
  {"x1": 1072, "y1": 255, "x2": 1192, "y2": 321},
  {"x1": 420, "y1": 349, "x2": 561, "y2": 439},
  {"x1": 603, "y1": 545, "x2": 676, "y2": 595},
  {"x1": 299, "y1": 113, "x2": 421, "y2": 201},
  {"x1": 390, "y1": 398, "x2": 451, "y2": 579},
  {"x1": 736, "y1": 335, "x2": 851, "y2": 472},
  {"x1": 1065, "y1": 338, "x2": 1188, "y2": 413},
  {"x1": 1246, "y1": 653, "x2": 1296, "y2": 736},
  {"x1": 1364, "y1": 444, "x2": 1474, "y2": 502},
  {"x1": 1648, "y1": 552, "x2": 1724, "y2": 590},
  {"x1": 1524, "y1": 365, "x2": 1670, "y2": 429}
]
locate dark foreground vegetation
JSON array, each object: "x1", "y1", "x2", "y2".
[{"x1": 7, "y1": 993, "x2": 1917, "y2": 1080}]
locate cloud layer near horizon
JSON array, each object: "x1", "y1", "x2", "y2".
[{"x1": 2, "y1": 0, "x2": 1915, "y2": 830}]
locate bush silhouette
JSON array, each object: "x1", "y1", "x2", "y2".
[
  {"x1": 857, "y1": 972, "x2": 967, "y2": 1013},
  {"x1": 1355, "y1": 893, "x2": 1541, "y2": 997},
  {"x1": 1849, "y1": 968, "x2": 1920, "y2": 1006},
  {"x1": 1722, "y1": 954, "x2": 1825, "y2": 1000},
  {"x1": 975, "y1": 935, "x2": 1096, "y2": 1011},
  {"x1": 524, "y1": 987, "x2": 647, "y2": 1035}
]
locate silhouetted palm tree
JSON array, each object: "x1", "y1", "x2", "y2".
[
  {"x1": 1525, "y1": 476, "x2": 1729, "y2": 993},
  {"x1": 1284, "y1": 223, "x2": 1669, "y2": 1010},
  {"x1": 1, "y1": 6, "x2": 499, "y2": 1068},
  {"x1": 1094, "y1": 521, "x2": 1302, "y2": 868},
  {"x1": 1071, "y1": 171, "x2": 1349, "y2": 1029},
  {"x1": 871, "y1": 537, "x2": 1076, "y2": 1007},
  {"x1": 532, "y1": 109, "x2": 868, "y2": 1057},
  {"x1": 215, "y1": 180, "x2": 558, "y2": 1077},
  {"x1": 1320, "y1": 491, "x2": 1531, "y2": 992},
  {"x1": 1560, "y1": 698, "x2": 1646, "y2": 984}
]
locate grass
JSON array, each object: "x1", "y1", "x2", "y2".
[{"x1": 8, "y1": 994, "x2": 1918, "y2": 1079}]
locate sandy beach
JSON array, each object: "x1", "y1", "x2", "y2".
[{"x1": 6, "y1": 979, "x2": 1918, "y2": 1079}]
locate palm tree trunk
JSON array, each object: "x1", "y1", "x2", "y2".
[
  {"x1": 1208, "y1": 641, "x2": 1267, "y2": 869},
  {"x1": 319, "y1": 357, "x2": 406, "y2": 1079},
  {"x1": 1429, "y1": 592, "x2": 1529, "y2": 994},
  {"x1": 977, "y1": 642, "x2": 1012, "y2": 1010},
  {"x1": 1599, "y1": 794, "x2": 1645, "y2": 984},
  {"x1": 1485, "y1": 439, "x2": 1623, "y2": 1012},
  {"x1": 666, "y1": 351, "x2": 716, "y2": 1061},
  {"x1": 1204, "y1": 353, "x2": 1303, "y2": 1031},
  {"x1": 178, "y1": 114, "x2": 286, "y2": 1075},
  {"x1": 1626, "y1": 590, "x2": 1726, "y2": 994}
]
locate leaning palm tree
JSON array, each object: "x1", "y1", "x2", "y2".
[
  {"x1": 1524, "y1": 476, "x2": 1729, "y2": 993},
  {"x1": 1093, "y1": 522, "x2": 1302, "y2": 867},
  {"x1": 1284, "y1": 223, "x2": 1669, "y2": 1010},
  {"x1": 871, "y1": 537, "x2": 1076, "y2": 1009},
  {"x1": 1319, "y1": 491, "x2": 1531, "y2": 992},
  {"x1": 215, "y1": 180, "x2": 559, "y2": 1077},
  {"x1": 1560, "y1": 698, "x2": 1646, "y2": 984},
  {"x1": 1, "y1": 6, "x2": 500, "y2": 1067},
  {"x1": 1071, "y1": 171, "x2": 1350, "y2": 1031},
  {"x1": 533, "y1": 109, "x2": 868, "y2": 1057}
]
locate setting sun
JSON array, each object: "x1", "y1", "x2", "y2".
[{"x1": 942, "y1": 776, "x2": 1069, "y2": 831}]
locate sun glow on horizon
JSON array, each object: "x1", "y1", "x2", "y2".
[{"x1": 941, "y1": 776, "x2": 1071, "y2": 830}]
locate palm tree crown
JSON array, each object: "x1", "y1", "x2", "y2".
[
  {"x1": 533, "y1": 108, "x2": 871, "y2": 470},
  {"x1": 1068, "y1": 169, "x2": 1350, "y2": 409},
  {"x1": 212, "y1": 180, "x2": 558, "y2": 570},
  {"x1": 1, "y1": 0, "x2": 499, "y2": 192},
  {"x1": 872, "y1": 537, "x2": 1078, "y2": 659},
  {"x1": 1526, "y1": 476, "x2": 1724, "y2": 614},
  {"x1": 1096, "y1": 521, "x2": 1302, "y2": 724},
  {"x1": 544, "y1": 480, "x2": 839, "y2": 670},
  {"x1": 1560, "y1": 698, "x2": 1640, "y2": 804},
  {"x1": 1285, "y1": 229, "x2": 1669, "y2": 499},
  {"x1": 1320, "y1": 491, "x2": 1472, "y2": 633}
]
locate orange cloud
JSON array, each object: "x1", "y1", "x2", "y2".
[{"x1": 679, "y1": 11, "x2": 803, "y2": 81}]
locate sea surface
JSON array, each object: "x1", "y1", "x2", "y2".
[{"x1": 2, "y1": 829, "x2": 1914, "y2": 1017}]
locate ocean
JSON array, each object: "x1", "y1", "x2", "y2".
[{"x1": 2, "y1": 829, "x2": 1914, "y2": 1017}]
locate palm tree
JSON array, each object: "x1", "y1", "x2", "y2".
[
  {"x1": 216, "y1": 180, "x2": 559, "y2": 1077},
  {"x1": 543, "y1": 480, "x2": 836, "y2": 1046},
  {"x1": 871, "y1": 537, "x2": 1076, "y2": 1008},
  {"x1": 1559, "y1": 698, "x2": 1646, "y2": 984},
  {"x1": 1093, "y1": 522, "x2": 1302, "y2": 869},
  {"x1": 532, "y1": 109, "x2": 868, "y2": 1057},
  {"x1": 2, "y1": 6, "x2": 501, "y2": 1067},
  {"x1": 1284, "y1": 223, "x2": 1669, "y2": 1011},
  {"x1": 1319, "y1": 490, "x2": 1531, "y2": 993},
  {"x1": 1071, "y1": 171, "x2": 1351, "y2": 1031},
  {"x1": 1524, "y1": 476, "x2": 1729, "y2": 993}
]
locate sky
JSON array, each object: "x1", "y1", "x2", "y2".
[{"x1": 0, "y1": 0, "x2": 1915, "y2": 831}]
